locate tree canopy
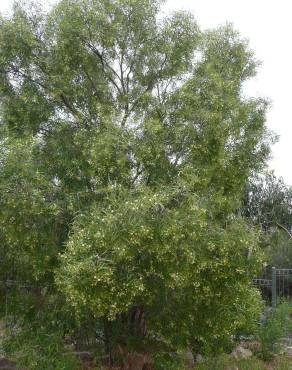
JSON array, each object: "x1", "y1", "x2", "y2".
[{"x1": 0, "y1": 0, "x2": 271, "y2": 367}]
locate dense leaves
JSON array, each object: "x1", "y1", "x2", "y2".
[{"x1": 0, "y1": 0, "x2": 271, "y2": 364}]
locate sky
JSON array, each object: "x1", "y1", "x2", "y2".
[{"x1": 0, "y1": 0, "x2": 291, "y2": 184}]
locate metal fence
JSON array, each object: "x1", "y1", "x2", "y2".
[{"x1": 253, "y1": 267, "x2": 292, "y2": 307}]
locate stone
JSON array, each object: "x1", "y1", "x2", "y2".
[
  {"x1": 231, "y1": 345, "x2": 252, "y2": 360},
  {"x1": 285, "y1": 346, "x2": 292, "y2": 356},
  {"x1": 181, "y1": 350, "x2": 195, "y2": 368},
  {"x1": 0, "y1": 357, "x2": 18, "y2": 369},
  {"x1": 75, "y1": 351, "x2": 93, "y2": 362},
  {"x1": 195, "y1": 354, "x2": 204, "y2": 363}
]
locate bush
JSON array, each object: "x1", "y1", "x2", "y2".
[
  {"x1": 257, "y1": 301, "x2": 292, "y2": 361},
  {"x1": 152, "y1": 352, "x2": 186, "y2": 370},
  {"x1": 2, "y1": 326, "x2": 80, "y2": 370}
]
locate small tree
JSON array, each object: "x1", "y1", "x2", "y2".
[{"x1": 0, "y1": 0, "x2": 270, "y2": 364}]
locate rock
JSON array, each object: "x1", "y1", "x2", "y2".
[
  {"x1": 0, "y1": 357, "x2": 18, "y2": 369},
  {"x1": 285, "y1": 346, "x2": 292, "y2": 356},
  {"x1": 181, "y1": 350, "x2": 194, "y2": 368},
  {"x1": 231, "y1": 345, "x2": 252, "y2": 360},
  {"x1": 195, "y1": 354, "x2": 204, "y2": 363},
  {"x1": 75, "y1": 351, "x2": 94, "y2": 362}
]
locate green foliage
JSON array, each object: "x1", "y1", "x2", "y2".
[
  {"x1": 57, "y1": 192, "x2": 264, "y2": 351},
  {"x1": 190, "y1": 286, "x2": 263, "y2": 354},
  {"x1": 266, "y1": 231, "x2": 292, "y2": 268},
  {"x1": 242, "y1": 172, "x2": 292, "y2": 268},
  {"x1": 3, "y1": 326, "x2": 80, "y2": 370},
  {"x1": 195, "y1": 354, "x2": 266, "y2": 370},
  {"x1": 257, "y1": 302, "x2": 292, "y2": 361},
  {"x1": 152, "y1": 352, "x2": 186, "y2": 370},
  {"x1": 195, "y1": 354, "x2": 292, "y2": 370},
  {"x1": 243, "y1": 172, "x2": 292, "y2": 232},
  {"x1": 0, "y1": 0, "x2": 271, "y2": 363},
  {"x1": 273, "y1": 356, "x2": 292, "y2": 370}
]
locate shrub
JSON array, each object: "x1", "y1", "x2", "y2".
[
  {"x1": 2, "y1": 326, "x2": 80, "y2": 370},
  {"x1": 257, "y1": 301, "x2": 292, "y2": 361},
  {"x1": 152, "y1": 352, "x2": 186, "y2": 370}
]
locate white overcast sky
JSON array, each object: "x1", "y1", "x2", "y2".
[{"x1": 1, "y1": 0, "x2": 292, "y2": 184}]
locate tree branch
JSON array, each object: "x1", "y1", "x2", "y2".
[
  {"x1": 85, "y1": 41, "x2": 122, "y2": 95},
  {"x1": 276, "y1": 222, "x2": 292, "y2": 239}
]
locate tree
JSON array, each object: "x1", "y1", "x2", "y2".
[
  {"x1": 243, "y1": 172, "x2": 292, "y2": 232},
  {"x1": 243, "y1": 172, "x2": 292, "y2": 268},
  {"x1": 0, "y1": 0, "x2": 270, "y2": 366}
]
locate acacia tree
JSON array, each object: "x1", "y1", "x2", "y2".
[{"x1": 0, "y1": 0, "x2": 270, "y2": 365}]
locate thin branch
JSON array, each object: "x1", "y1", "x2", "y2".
[
  {"x1": 82, "y1": 66, "x2": 103, "y2": 100},
  {"x1": 276, "y1": 222, "x2": 292, "y2": 240},
  {"x1": 119, "y1": 50, "x2": 126, "y2": 94},
  {"x1": 131, "y1": 163, "x2": 143, "y2": 184},
  {"x1": 85, "y1": 41, "x2": 122, "y2": 95},
  {"x1": 8, "y1": 65, "x2": 47, "y2": 90}
]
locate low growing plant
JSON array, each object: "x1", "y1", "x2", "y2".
[
  {"x1": 2, "y1": 325, "x2": 80, "y2": 370},
  {"x1": 256, "y1": 301, "x2": 292, "y2": 361},
  {"x1": 195, "y1": 354, "x2": 265, "y2": 370}
]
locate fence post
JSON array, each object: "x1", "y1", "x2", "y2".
[{"x1": 272, "y1": 266, "x2": 277, "y2": 308}]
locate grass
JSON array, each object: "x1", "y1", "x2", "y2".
[{"x1": 194, "y1": 354, "x2": 292, "y2": 370}]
